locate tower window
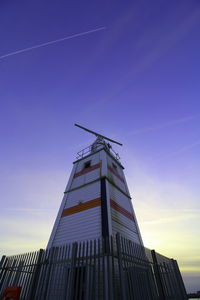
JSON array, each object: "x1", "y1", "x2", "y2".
[{"x1": 84, "y1": 161, "x2": 91, "y2": 169}]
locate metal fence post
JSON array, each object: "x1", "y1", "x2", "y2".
[
  {"x1": 106, "y1": 236, "x2": 114, "y2": 300},
  {"x1": 0, "y1": 256, "x2": 6, "y2": 274},
  {"x1": 28, "y1": 249, "x2": 44, "y2": 300},
  {"x1": 0, "y1": 256, "x2": 7, "y2": 292},
  {"x1": 151, "y1": 250, "x2": 166, "y2": 300},
  {"x1": 116, "y1": 233, "x2": 126, "y2": 300},
  {"x1": 66, "y1": 242, "x2": 78, "y2": 300},
  {"x1": 102, "y1": 236, "x2": 110, "y2": 300},
  {"x1": 171, "y1": 259, "x2": 188, "y2": 300}
]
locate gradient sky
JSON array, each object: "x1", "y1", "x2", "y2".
[{"x1": 0, "y1": 0, "x2": 200, "y2": 293}]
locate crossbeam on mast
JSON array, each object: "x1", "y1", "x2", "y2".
[{"x1": 74, "y1": 123, "x2": 123, "y2": 146}]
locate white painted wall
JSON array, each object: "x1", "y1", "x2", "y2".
[
  {"x1": 48, "y1": 146, "x2": 143, "y2": 248},
  {"x1": 47, "y1": 163, "x2": 77, "y2": 248},
  {"x1": 48, "y1": 151, "x2": 102, "y2": 247},
  {"x1": 53, "y1": 207, "x2": 102, "y2": 246},
  {"x1": 111, "y1": 209, "x2": 138, "y2": 232},
  {"x1": 70, "y1": 167, "x2": 100, "y2": 189},
  {"x1": 64, "y1": 181, "x2": 100, "y2": 208},
  {"x1": 109, "y1": 185, "x2": 132, "y2": 211},
  {"x1": 106, "y1": 155, "x2": 143, "y2": 245},
  {"x1": 106, "y1": 155, "x2": 130, "y2": 196},
  {"x1": 112, "y1": 218, "x2": 141, "y2": 244},
  {"x1": 74, "y1": 152, "x2": 100, "y2": 173}
]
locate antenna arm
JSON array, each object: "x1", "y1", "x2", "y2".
[{"x1": 74, "y1": 123, "x2": 122, "y2": 146}]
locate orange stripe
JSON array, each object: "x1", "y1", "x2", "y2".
[
  {"x1": 110, "y1": 199, "x2": 134, "y2": 221},
  {"x1": 62, "y1": 198, "x2": 101, "y2": 217},
  {"x1": 108, "y1": 165, "x2": 125, "y2": 183},
  {"x1": 74, "y1": 163, "x2": 101, "y2": 178}
]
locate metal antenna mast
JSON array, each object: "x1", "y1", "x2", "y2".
[{"x1": 74, "y1": 123, "x2": 123, "y2": 146}]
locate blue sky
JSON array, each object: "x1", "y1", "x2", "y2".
[{"x1": 0, "y1": 0, "x2": 200, "y2": 292}]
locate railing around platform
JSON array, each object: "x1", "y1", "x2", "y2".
[
  {"x1": 76, "y1": 144, "x2": 120, "y2": 161},
  {"x1": 0, "y1": 234, "x2": 187, "y2": 300}
]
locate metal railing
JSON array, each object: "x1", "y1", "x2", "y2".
[
  {"x1": 76, "y1": 143, "x2": 120, "y2": 161},
  {"x1": 0, "y1": 234, "x2": 187, "y2": 300}
]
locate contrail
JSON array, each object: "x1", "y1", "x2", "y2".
[
  {"x1": 155, "y1": 139, "x2": 200, "y2": 162},
  {"x1": 0, "y1": 26, "x2": 106, "y2": 60},
  {"x1": 126, "y1": 114, "x2": 200, "y2": 136}
]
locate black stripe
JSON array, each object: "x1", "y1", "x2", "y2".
[{"x1": 100, "y1": 178, "x2": 109, "y2": 237}]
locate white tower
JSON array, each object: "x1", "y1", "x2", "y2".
[{"x1": 48, "y1": 125, "x2": 143, "y2": 248}]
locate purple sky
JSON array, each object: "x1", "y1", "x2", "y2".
[{"x1": 0, "y1": 0, "x2": 200, "y2": 292}]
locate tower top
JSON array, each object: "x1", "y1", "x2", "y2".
[
  {"x1": 74, "y1": 123, "x2": 123, "y2": 146},
  {"x1": 74, "y1": 123, "x2": 121, "y2": 161}
]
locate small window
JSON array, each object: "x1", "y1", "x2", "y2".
[
  {"x1": 84, "y1": 161, "x2": 91, "y2": 169},
  {"x1": 112, "y1": 163, "x2": 118, "y2": 171}
]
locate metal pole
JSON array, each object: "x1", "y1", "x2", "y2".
[
  {"x1": 66, "y1": 242, "x2": 78, "y2": 300},
  {"x1": 151, "y1": 250, "x2": 166, "y2": 300},
  {"x1": 116, "y1": 233, "x2": 126, "y2": 300},
  {"x1": 171, "y1": 259, "x2": 188, "y2": 300},
  {"x1": 0, "y1": 256, "x2": 7, "y2": 292},
  {"x1": 28, "y1": 249, "x2": 44, "y2": 300}
]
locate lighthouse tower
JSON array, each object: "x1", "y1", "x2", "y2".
[{"x1": 48, "y1": 124, "x2": 143, "y2": 248}]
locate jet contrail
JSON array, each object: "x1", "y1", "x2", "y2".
[
  {"x1": 126, "y1": 114, "x2": 200, "y2": 136},
  {"x1": 0, "y1": 26, "x2": 106, "y2": 60}
]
